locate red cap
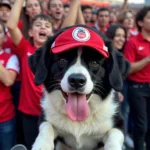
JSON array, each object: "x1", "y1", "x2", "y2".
[{"x1": 51, "y1": 26, "x2": 109, "y2": 58}]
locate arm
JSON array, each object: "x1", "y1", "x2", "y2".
[
  {"x1": 6, "y1": 0, "x2": 24, "y2": 46},
  {"x1": 130, "y1": 56, "x2": 150, "y2": 74},
  {"x1": 0, "y1": 55, "x2": 19, "y2": 86},
  {"x1": 61, "y1": 0, "x2": 80, "y2": 28},
  {"x1": 121, "y1": 0, "x2": 128, "y2": 11},
  {"x1": 124, "y1": 40, "x2": 150, "y2": 74},
  {"x1": 0, "y1": 66, "x2": 17, "y2": 86},
  {"x1": 76, "y1": 3, "x2": 85, "y2": 25}
]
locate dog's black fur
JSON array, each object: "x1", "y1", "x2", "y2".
[{"x1": 28, "y1": 25, "x2": 130, "y2": 150}]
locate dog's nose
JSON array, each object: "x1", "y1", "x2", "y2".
[{"x1": 68, "y1": 74, "x2": 86, "y2": 89}]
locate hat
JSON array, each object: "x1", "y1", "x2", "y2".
[
  {"x1": 51, "y1": 26, "x2": 109, "y2": 58},
  {"x1": 0, "y1": 2, "x2": 11, "y2": 9}
]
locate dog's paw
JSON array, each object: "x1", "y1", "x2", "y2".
[
  {"x1": 32, "y1": 140, "x2": 54, "y2": 150},
  {"x1": 104, "y1": 143, "x2": 122, "y2": 150}
]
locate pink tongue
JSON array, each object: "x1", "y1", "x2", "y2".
[{"x1": 66, "y1": 94, "x2": 88, "y2": 121}]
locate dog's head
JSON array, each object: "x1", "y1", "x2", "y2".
[{"x1": 29, "y1": 25, "x2": 130, "y2": 122}]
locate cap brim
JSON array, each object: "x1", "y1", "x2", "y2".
[
  {"x1": 51, "y1": 43, "x2": 109, "y2": 58},
  {"x1": 0, "y1": 3, "x2": 11, "y2": 9}
]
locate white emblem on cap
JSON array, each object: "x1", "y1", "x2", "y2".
[
  {"x1": 72, "y1": 27, "x2": 90, "y2": 42},
  {"x1": 103, "y1": 45, "x2": 108, "y2": 52}
]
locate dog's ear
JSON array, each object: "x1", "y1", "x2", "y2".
[
  {"x1": 106, "y1": 41, "x2": 130, "y2": 91},
  {"x1": 28, "y1": 38, "x2": 52, "y2": 85}
]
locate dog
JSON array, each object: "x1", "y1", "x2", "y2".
[{"x1": 28, "y1": 25, "x2": 130, "y2": 150}]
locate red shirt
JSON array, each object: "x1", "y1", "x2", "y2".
[
  {"x1": 0, "y1": 51, "x2": 19, "y2": 122},
  {"x1": 15, "y1": 36, "x2": 43, "y2": 116},
  {"x1": 94, "y1": 23, "x2": 110, "y2": 33},
  {"x1": 18, "y1": 20, "x2": 23, "y2": 31},
  {"x1": 124, "y1": 33, "x2": 150, "y2": 82},
  {"x1": 3, "y1": 21, "x2": 23, "y2": 54},
  {"x1": 3, "y1": 36, "x2": 21, "y2": 81}
]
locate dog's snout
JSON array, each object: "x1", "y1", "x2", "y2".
[{"x1": 68, "y1": 74, "x2": 86, "y2": 89}]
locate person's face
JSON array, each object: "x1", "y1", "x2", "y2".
[
  {"x1": 0, "y1": 6, "x2": 10, "y2": 23},
  {"x1": 91, "y1": 13, "x2": 97, "y2": 23},
  {"x1": 123, "y1": 12, "x2": 134, "y2": 29},
  {"x1": 138, "y1": 11, "x2": 150, "y2": 32},
  {"x1": 26, "y1": 0, "x2": 42, "y2": 19},
  {"x1": 109, "y1": 12, "x2": 117, "y2": 25},
  {"x1": 97, "y1": 10, "x2": 110, "y2": 27},
  {"x1": 0, "y1": 24, "x2": 5, "y2": 48},
  {"x1": 49, "y1": 0, "x2": 64, "y2": 21},
  {"x1": 82, "y1": 8, "x2": 92, "y2": 23},
  {"x1": 10, "y1": 0, "x2": 15, "y2": 7},
  {"x1": 64, "y1": 7, "x2": 69, "y2": 18},
  {"x1": 41, "y1": 1, "x2": 48, "y2": 12},
  {"x1": 113, "y1": 28, "x2": 126, "y2": 50},
  {"x1": 29, "y1": 18, "x2": 52, "y2": 47}
]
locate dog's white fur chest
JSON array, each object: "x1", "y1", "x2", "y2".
[
  {"x1": 32, "y1": 91, "x2": 124, "y2": 150},
  {"x1": 36, "y1": 90, "x2": 119, "y2": 150}
]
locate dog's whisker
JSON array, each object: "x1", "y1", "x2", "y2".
[
  {"x1": 94, "y1": 83, "x2": 107, "y2": 93},
  {"x1": 47, "y1": 80, "x2": 60, "y2": 83},
  {"x1": 93, "y1": 87, "x2": 102, "y2": 96},
  {"x1": 47, "y1": 77, "x2": 61, "y2": 82},
  {"x1": 46, "y1": 80, "x2": 60, "y2": 85}
]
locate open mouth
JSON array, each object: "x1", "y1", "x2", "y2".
[
  {"x1": 56, "y1": 11, "x2": 61, "y2": 15},
  {"x1": 55, "y1": 11, "x2": 62, "y2": 18},
  {"x1": 39, "y1": 32, "x2": 47, "y2": 39},
  {"x1": 32, "y1": 12, "x2": 38, "y2": 16},
  {"x1": 62, "y1": 91, "x2": 92, "y2": 102},
  {"x1": 61, "y1": 91, "x2": 92, "y2": 122}
]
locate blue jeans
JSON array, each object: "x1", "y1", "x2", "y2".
[
  {"x1": 0, "y1": 118, "x2": 16, "y2": 150},
  {"x1": 121, "y1": 80, "x2": 129, "y2": 134}
]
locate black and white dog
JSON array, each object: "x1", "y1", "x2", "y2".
[{"x1": 29, "y1": 25, "x2": 130, "y2": 150}]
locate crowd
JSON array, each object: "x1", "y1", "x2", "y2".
[{"x1": 0, "y1": 0, "x2": 150, "y2": 150}]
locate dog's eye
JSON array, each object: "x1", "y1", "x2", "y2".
[
  {"x1": 89, "y1": 61, "x2": 99, "y2": 68},
  {"x1": 58, "y1": 59, "x2": 68, "y2": 67}
]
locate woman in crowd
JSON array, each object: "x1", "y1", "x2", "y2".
[
  {"x1": 21, "y1": 0, "x2": 42, "y2": 39},
  {"x1": 0, "y1": 20, "x2": 19, "y2": 150},
  {"x1": 6, "y1": 0, "x2": 52, "y2": 149},
  {"x1": 106, "y1": 24, "x2": 127, "y2": 51},
  {"x1": 106, "y1": 24, "x2": 134, "y2": 149},
  {"x1": 117, "y1": 9, "x2": 138, "y2": 38}
]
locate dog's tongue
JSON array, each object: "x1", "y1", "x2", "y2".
[{"x1": 66, "y1": 94, "x2": 88, "y2": 121}]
